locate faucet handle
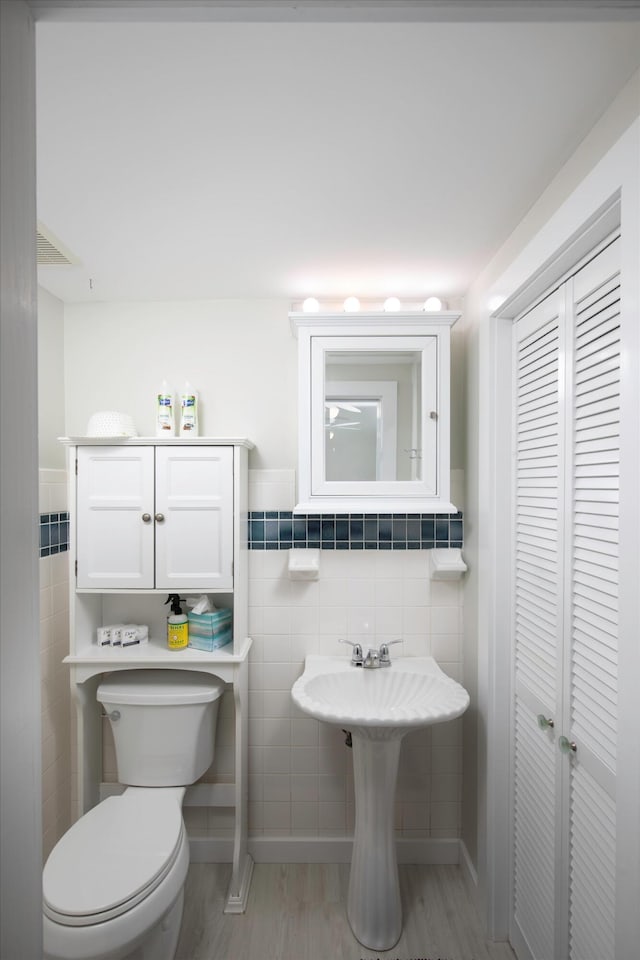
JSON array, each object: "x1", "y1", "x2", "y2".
[
  {"x1": 338, "y1": 638, "x2": 364, "y2": 666},
  {"x1": 379, "y1": 639, "x2": 402, "y2": 664}
]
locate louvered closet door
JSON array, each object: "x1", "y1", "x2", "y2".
[
  {"x1": 512, "y1": 290, "x2": 565, "y2": 960},
  {"x1": 511, "y1": 237, "x2": 621, "y2": 960},
  {"x1": 566, "y1": 239, "x2": 620, "y2": 960}
]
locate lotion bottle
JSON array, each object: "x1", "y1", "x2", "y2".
[
  {"x1": 156, "y1": 380, "x2": 175, "y2": 436},
  {"x1": 179, "y1": 381, "x2": 199, "y2": 436},
  {"x1": 165, "y1": 594, "x2": 188, "y2": 650}
]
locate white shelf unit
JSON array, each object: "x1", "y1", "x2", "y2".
[{"x1": 61, "y1": 437, "x2": 254, "y2": 914}]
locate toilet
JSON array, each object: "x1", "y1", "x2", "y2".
[{"x1": 43, "y1": 669, "x2": 226, "y2": 960}]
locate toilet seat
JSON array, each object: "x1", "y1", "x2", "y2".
[{"x1": 43, "y1": 788, "x2": 184, "y2": 927}]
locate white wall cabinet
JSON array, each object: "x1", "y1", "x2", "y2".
[
  {"x1": 76, "y1": 445, "x2": 233, "y2": 591},
  {"x1": 511, "y1": 239, "x2": 623, "y2": 959},
  {"x1": 63, "y1": 437, "x2": 254, "y2": 914},
  {"x1": 290, "y1": 312, "x2": 459, "y2": 513}
]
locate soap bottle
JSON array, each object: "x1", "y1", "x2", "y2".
[
  {"x1": 179, "y1": 381, "x2": 199, "y2": 437},
  {"x1": 156, "y1": 380, "x2": 175, "y2": 436},
  {"x1": 165, "y1": 594, "x2": 188, "y2": 650}
]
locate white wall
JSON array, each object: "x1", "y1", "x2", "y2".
[
  {"x1": 461, "y1": 67, "x2": 640, "y2": 933},
  {"x1": 38, "y1": 286, "x2": 66, "y2": 469},
  {"x1": 40, "y1": 482, "x2": 72, "y2": 862},
  {"x1": 0, "y1": 2, "x2": 42, "y2": 957},
  {"x1": 38, "y1": 287, "x2": 72, "y2": 862},
  {"x1": 64, "y1": 299, "x2": 297, "y2": 469},
  {"x1": 64, "y1": 301, "x2": 468, "y2": 850},
  {"x1": 63, "y1": 298, "x2": 467, "y2": 472}
]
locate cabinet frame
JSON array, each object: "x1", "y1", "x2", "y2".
[{"x1": 61, "y1": 437, "x2": 254, "y2": 914}]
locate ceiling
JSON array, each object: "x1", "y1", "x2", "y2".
[{"x1": 34, "y1": 1, "x2": 640, "y2": 304}]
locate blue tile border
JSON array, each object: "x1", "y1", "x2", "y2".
[
  {"x1": 39, "y1": 509, "x2": 462, "y2": 557},
  {"x1": 39, "y1": 512, "x2": 69, "y2": 558},
  {"x1": 248, "y1": 511, "x2": 463, "y2": 551}
]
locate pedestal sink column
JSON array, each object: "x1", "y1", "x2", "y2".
[{"x1": 348, "y1": 732, "x2": 402, "y2": 951}]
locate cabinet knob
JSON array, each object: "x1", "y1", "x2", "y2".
[
  {"x1": 155, "y1": 513, "x2": 165, "y2": 523},
  {"x1": 559, "y1": 736, "x2": 577, "y2": 754},
  {"x1": 537, "y1": 714, "x2": 554, "y2": 730},
  {"x1": 141, "y1": 513, "x2": 152, "y2": 523}
]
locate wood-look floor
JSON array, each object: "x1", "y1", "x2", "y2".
[{"x1": 176, "y1": 862, "x2": 516, "y2": 960}]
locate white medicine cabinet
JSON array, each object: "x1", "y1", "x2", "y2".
[{"x1": 290, "y1": 312, "x2": 460, "y2": 513}]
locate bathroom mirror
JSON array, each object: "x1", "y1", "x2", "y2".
[{"x1": 291, "y1": 313, "x2": 459, "y2": 513}]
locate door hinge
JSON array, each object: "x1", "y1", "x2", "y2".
[
  {"x1": 75, "y1": 560, "x2": 78, "y2": 576},
  {"x1": 75, "y1": 457, "x2": 78, "y2": 476}
]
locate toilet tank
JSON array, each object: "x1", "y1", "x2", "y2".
[{"x1": 97, "y1": 669, "x2": 226, "y2": 787}]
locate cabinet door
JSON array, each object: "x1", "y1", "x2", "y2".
[
  {"x1": 565, "y1": 242, "x2": 620, "y2": 960},
  {"x1": 154, "y1": 446, "x2": 233, "y2": 590},
  {"x1": 76, "y1": 446, "x2": 155, "y2": 589},
  {"x1": 512, "y1": 290, "x2": 565, "y2": 959},
  {"x1": 511, "y1": 238, "x2": 622, "y2": 960}
]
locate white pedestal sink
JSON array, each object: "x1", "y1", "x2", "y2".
[{"x1": 291, "y1": 655, "x2": 470, "y2": 951}]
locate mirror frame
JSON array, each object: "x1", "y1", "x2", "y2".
[{"x1": 291, "y1": 312, "x2": 460, "y2": 513}]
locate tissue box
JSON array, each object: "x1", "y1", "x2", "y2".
[{"x1": 187, "y1": 608, "x2": 232, "y2": 652}]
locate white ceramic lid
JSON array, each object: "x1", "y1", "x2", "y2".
[
  {"x1": 43, "y1": 790, "x2": 183, "y2": 923},
  {"x1": 96, "y1": 668, "x2": 225, "y2": 705}
]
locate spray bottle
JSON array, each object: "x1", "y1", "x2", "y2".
[{"x1": 164, "y1": 594, "x2": 188, "y2": 650}]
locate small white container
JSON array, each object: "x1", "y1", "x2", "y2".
[
  {"x1": 156, "y1": 380, "x2": 175, "y2": 437},
  {"x1": 179, "y1": 381, "x2": 198, "y2": 437}
]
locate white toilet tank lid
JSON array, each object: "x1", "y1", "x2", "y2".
[
  {"x1": 43, "y1": 789, "x2": 184, "y2": 924},
  {"x1": 97, "y1": 668, "x2": 225, "y2": 705}
]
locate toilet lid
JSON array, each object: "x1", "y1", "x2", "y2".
[{"x1": 43, "y1": 790, "x2": 184, "y2": 925}]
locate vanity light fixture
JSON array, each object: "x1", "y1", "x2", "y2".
[
  {"x1": 302, "y1": 297, "x2": 320, "y2": 313},
  {"x1": 343, "y1": 296, "x2": 361, "y2": 312},
  {"x1": 383, "y1": 297, "x2": 401, "y2": 312},
  {"x1": 423, "y1": 297, "x2": 443, "y2": 312}
]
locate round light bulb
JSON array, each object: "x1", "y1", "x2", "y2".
[
  {"x1": 343, "y1": 296, "x2": 360, "y2": 313},
  {"x1": 383, "y1": 297, "x2": 401, "y2": 312},
  {"x1": 423, "y1": 297, "x2": 442, "y2": 312},
  {"x1": 302, "y1": 297, "x2": 320, "y2": 313}
]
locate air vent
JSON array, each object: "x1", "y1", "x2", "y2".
[{"x1": 37, "y1": 223, "x2": 79, "y2": 266}]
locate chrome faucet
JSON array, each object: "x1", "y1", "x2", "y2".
[
  {"x1": 363, "y1": 648, "x2": 380, "y2": 669},
  {"x1": 339, "y1": 638, "x2": 402, "y2": 668},
  {"x1": 378, "y1": 640, "x2": 402, "y2": 666},
  {"x1": 339, "y1": 638, "x2": 364, "y2": 666}
]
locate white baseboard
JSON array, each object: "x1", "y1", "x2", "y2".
[{"x1": 189, "y1": 835, "x2": 461, "y2": 865}]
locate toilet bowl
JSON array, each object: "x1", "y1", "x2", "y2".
[{"x1": 43, "y1": 670, "x2": 226, "y2": 960}]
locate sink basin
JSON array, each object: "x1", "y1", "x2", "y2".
[
  {"x1": 291, "y1": 654, "x2": 470, "y2": 951},
  {"x1": 291, "y1": 654, "x2": 469, "y2": 739}
]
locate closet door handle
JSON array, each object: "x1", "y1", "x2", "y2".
[
  {"x1": 537, "y1": 714, "x2": 554, "y2": 730},
  {"x1": 559, "y1": 736, "x2": 577, "y2": 755},
  {"x1": 155, "y1": 513, "x2": 165, "y2": 523},
  {"x1": 141, "y1": 513, "x2": 152, "y2": 523}
]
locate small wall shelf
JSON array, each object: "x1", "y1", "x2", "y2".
[{"x1": 429, "y1": 547, "x2": 467, "y2": 580}]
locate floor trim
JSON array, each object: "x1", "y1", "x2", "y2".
[{"x1": 190, "y1": 835, "x2": 461, "y2": 864}]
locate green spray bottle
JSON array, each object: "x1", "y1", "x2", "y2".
[{"x1": 165, "y1": 594, "x2": 188, "y2": 650}]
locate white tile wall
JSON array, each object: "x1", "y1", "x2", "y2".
[
  {"x1": 104, "y1": 468, "x2": 465, "y2": 845},
  {"x1": 187, "y1": 470, "x2": 464, "y2": 843},
  {"x1": 40, "y1": 470, "x2": 72, "y2": 862}
]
